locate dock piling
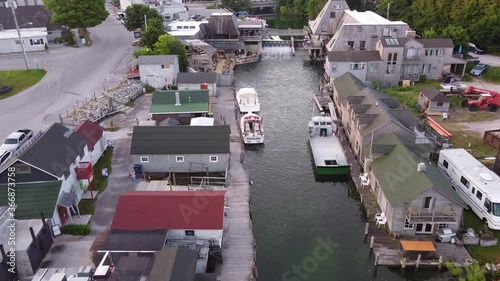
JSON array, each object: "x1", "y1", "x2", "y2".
[
  {"x1": 364, "y1": 223, "x2": 369, "y2": 235},
  {"x1": 416, "y1": 254, "x2": 421, "y2": 269},
  {"x1": 438, "y1": 256, "x2": 443, "y2": 270},
  {"x1": 370, "y1": 236, "x2": 374, "y2": 249},
  {"x1": 402, "y1": 257, "x2": 407, "y2": 269},
  {"x1": 374, "y1": 253, "x2": 379, "y2": 266}
]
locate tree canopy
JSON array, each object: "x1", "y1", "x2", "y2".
[
  {"x1": 141, "y1": 17, "x2": 166, "y2": 48},
  {"x1": 44, "y1": 0, "x2": 108, "y2": 37},
  {"x1": 221, "y1": 0, "x2": 252, "y2": 12},
  {"x1": 124, "y1": 4, "x2": 163, "y2": 31},
  {"x1": 134, "y1": 34, "x2": 188, "y2": 70}
]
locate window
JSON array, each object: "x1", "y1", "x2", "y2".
[
  {"x1": 29, "y1": 38, "x2": 44, "y2": 46},
  {"x1": 382, "y1": 28, "x2": 390, "y2": 37},
  {"x1": 484, "y1": 198, "x2": 492, "y2": 212},
  {"x1": 210, "y1": 156, "x2": 218, "y2": 162},
  {"x1": 183, "y1": 26, "x2": 189, "y2": 29},
  {"x1": 333, "y1": 4, "x2": 342, "y2": 9},
  {"x1": 476, "y1": 190, "x2": 483, "y2": 200},
  {"x1": 330, "y1": 12, "x2": 336, "y2": 18},
  {"x1": 176, "y1": 156, "x2": 184, "y2": 162},
  {"x1": 331, "y1": 64, "x2": 337, "y2": 72},
  {"x1": 185, "y1": 230, "x2": 195, "y2": 236},
  {"x1": 436, "y1": 101, "x2": 444, "y2": 107},
  {"x1": 436, "y1": 223, "x2": 448, "y2": 230},
  {"x1": 406, "y1": 48, "x2": 418, "y2": 58},
  {"x1": 357, "y1": 26, "x2": 362, "y2": 33},
  {"x1": 422, "y1": 64, "x2": 431, "y2": 74},
  {"x1": 460, "y1": 176, "x2": 469, "y2": 188},
  {"x1": 443, "y1": 159, "x2": 449, "y2": 169},
  {"x1": 368, "y1": 63, "x2": 379, "y2": 73},
  {"x1": 15, "y1": 39, "x2": 21, "y2": 44},
  {"x1": 430, "y1": 49, "x2": 435, "y2": 56},
  {"x1": 423, "y1": 197, "x2": 433, "y2": 209},
  {"x1": 359, "y1": 41, "x2": 366, "y2": 50},
  {"x1": 347, "y1": 41, "x2": 354, "y2": 49},
  {"x1": 386, "y1": 53, "x2": 397, "y2": 74},
  {"x1": 190, "y1": 26, "x2": 195, "y2": 29},
  {"x1": 404, "y1": 218, "x2": 414, "y2": 229},
  {"x1": 437, "y1": 49, "x2": 444, "y2": 56},
  {"x1": 350, "y1": 63, "x2": 365, "y2": 70},
  {"x1": 14, "y1": 164, "x2": 31, "y2": 174},
  {"x1": 140, "y1": 156, "x2": 149, "y2": 163},
  {"x1": 321, "y1": 24, "x2": 327, "y2": 32}
]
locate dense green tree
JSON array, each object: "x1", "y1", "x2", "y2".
[
  {"x1": 422, "y1": 27, "x2": 438, "y2": 39},
  {"x1": 124, "y1": 4, "x2": 162, "y2": 31},
  {"x1": 221, "y1": 0, "x2": 252, "y2": 12},
  {"x1": 375, "y1": 0, "x2": 413, "y2": 23},
  {"x1": 469, "y1": 15, "x2": 500, "y2": 52},
  {"x1": 441, "y1": 25, "x2": 469, "y2": 48},
  {"x1": 141, "y1": 17, "x2": 165, "y2": 48},
  {"x1": 44, "y1": 0, "x2": 108, "y2": 39},
  {"x1": 153, "y1": 34, "x2": 188, "y2": 69}
]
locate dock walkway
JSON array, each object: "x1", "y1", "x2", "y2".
[{"x1": 211, "y1": 87, "x2": 256, "y2": 281}]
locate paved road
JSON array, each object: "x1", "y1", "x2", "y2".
[
  {"x1": 470, "y1": 52, "x2": 500, "y2": 67},
  {"x1": 0, "y1": 3, "x2": 135, "y2": 141}
]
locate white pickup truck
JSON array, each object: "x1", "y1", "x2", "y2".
[{"x1": 0, "y1": 129, "x2": 34, "y2": 154}]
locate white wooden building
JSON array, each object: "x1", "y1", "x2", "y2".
[
  {"x1": 0, "y1": 27, "x2": 47, "y2": 53},
  {"x1": 176, "y1": 72, "x2": 218, "y2": 96},
  {"x1": 138, "y1": 55, "x2": 180, "y2": 90}
]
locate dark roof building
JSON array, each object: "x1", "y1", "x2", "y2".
[
  {"x1": 0, "y1": 5, "x2": 63, "y2": 31},
  {"x1": 100, "y1": 230, "x2": 168, "y2": 251},
  {"x1": 111, "y1": 191, "x2": 227, "y2": 230},
  {"x1": 327, "y1": 50, "x2": 382, "y2": 62},
  {"x1": 19, "y1": 123, "x2": 88, "y2": 178},
  {"x1": 74, "y1": 120, "x2": 105, "y2": 151},
  {"x1": 203, "y1": 12, "x2": 239, "y2": 37},
  {"x1": 130, "y1": 125, "x2": 230, "y2": 155},
  {"x1": 176, "y1": 72, "x2": 217, "y2": 84},
  {"x1": 149, "y1": 247, "x2": 198, "y2": 281},
  {"x1": 420, "y1": 87, "x2": 450, "y2": 102}
]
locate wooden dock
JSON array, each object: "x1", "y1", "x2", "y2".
[
  {"x1": 313, "y1": 93, "x2": 333, "y2": 113},
  {"x1": 211, "y1": 87, "x2": 257, "y2": 281}
]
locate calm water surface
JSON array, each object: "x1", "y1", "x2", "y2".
[{"x1": 235, "y1": 56, "x2": 447, "y2": 281}]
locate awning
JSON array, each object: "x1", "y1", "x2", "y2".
[
  {"x1": 400, "y1": 240, "x2": 436, "y2": 252},
  {"x1": 57, "y1": 192, "x2": 78, "y2": 207}
]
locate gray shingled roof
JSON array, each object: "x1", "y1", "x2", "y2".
[
  {"x1": 417, "y1": 38, "x2": 454, "y2": 48},
  {"x1": 351, "y1": 104, "x2": 371, "y2": 114},
  {"x1": 327, "y1": 50, "x2": 381, "y2": 62},
  {"x1": 149, "y1": 247, "x2": 198, "y2": 281},
  {"x1": 137, "y1": 55, "x2": 179, "y2": 65},
  {"x1": 0, "y1": 5, "x2": 63, "y2": 31},
  {"x1": 100, "y1": 230, "x2": 168, "y2": 251},
  {"x1": 309, "y1": 0, "x2": 350, "y2": 35},
  {"x1": 204, "y1": 14, "x2": 239, "y2": 36},
  {"x1": 177, "y1": 72, "x2": 217, "y2": 84},
  {"x1": 130, "y1": 126, "x2": 230, "y2": 155},
  {"x1": 19, "y1": 123, "x2": 88, "y2": 177},
  {"x1": 420, "y1": 87, "x2": 450, "y2": 102}
]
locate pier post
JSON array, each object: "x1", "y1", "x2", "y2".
[
  {"x1": 365, "y1": 223, "x2": 369, "y2": 235},
  {"x1": 360, "y1": 194, "x2": 363, "y2": 204},
  {"x1": 416, "y1": 254, "x2": 421, "y2": 269},
  {"x1": 367, "y1": 209, "x2": 370, "y2": 219},
  {"x1": 374, "y1": 253, "x2": 379, "y2": 266},
  {"x1": 438, "y1": 256, "x2": 443, "y2": 270},
  {"x1": 370, "y1": 236, "x2": 375, "y2": 249},
  {"x1": 402, "y1": 257, "x2": 407, "y2": 269}
]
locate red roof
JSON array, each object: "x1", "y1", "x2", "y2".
[
  {"x1": 74, "y1": 120, "x2": 105, "y2": 151},
  {"x1": 111, "y1": 191, "x2": 227, "y2": 231}
]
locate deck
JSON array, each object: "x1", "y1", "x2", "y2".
[
  {"x1": 313, "y1": 93, "x2": 333, "y2": 113},
  {"x1": 211, "y1": 87, "x2": 257, "y2": 281},
  {"x1": 336, "y1": 126, "x2": 472, "y2": 268}
]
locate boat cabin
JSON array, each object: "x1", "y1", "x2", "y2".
[{"x1": 309, "y1": 115, "x2": 337, "y2": 137}]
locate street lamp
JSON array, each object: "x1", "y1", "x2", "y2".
[{"x1": 7, "y1": 0, "x2": 30, "y2": 70}]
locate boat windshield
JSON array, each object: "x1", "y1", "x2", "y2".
[
  {"x1": 493, "y1": 203, "x2": 500, "y2": 217},
  {"x1": 4, "y1": 138, "x2": 18, "y2": 144}
]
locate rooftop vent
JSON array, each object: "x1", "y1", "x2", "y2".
[
  {"x1": 417, "y1": 162, "x2": 426, "y2": 173},
  {"x1": 63, "y1": 129, "x2": 73, "y2": 138},
  {"x1": 175, "y1": 92, "x2": 181, "y2": 106}
]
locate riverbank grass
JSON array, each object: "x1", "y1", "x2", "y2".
[
  {"x1": 483, "y1": 66, "x2": 500, "y2": 83},
  {"x1": 463, "y1": 210, "x2": 500, "y2": 264},
  {"x1": 0, "y1": 70, "x2": 47, "y2": 100},
  {"x1": 382, "y1": 80, "x2": 441, "y2": 110}
]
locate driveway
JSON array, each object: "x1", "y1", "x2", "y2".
[
  {"x1": 471, "y1": 52, "x2": 500, "y2": 67},
  {"x1": 0, "y1": 2, "x2": 135, "y2": 141}
]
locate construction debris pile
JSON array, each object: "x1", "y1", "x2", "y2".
[{"x1": 64, "y1": 80, "x2": 144, "y2": 124}]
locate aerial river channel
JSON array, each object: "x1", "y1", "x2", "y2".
[{"x1": 236, "y1": 55, "x2": 447, "y2": 281}]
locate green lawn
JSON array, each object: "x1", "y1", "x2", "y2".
[
  {"x1": 94, "y1": 147, "x2": 114, "y2": 193},
  {"x1": 78, "y1": 199, "x2": 96, "y2": 215},
  {"x1": 483, "y1": 66, "x2": 500, "y2": 83},
  {"x1": 463, "y1": 210, "x2": 500, "y2": 264},
  {"x1": 0, "y1": 70, "x2": 47, "y2": 100},
  {"x1": 382, "y1": 80, "x2": 441, "y2": 110}
]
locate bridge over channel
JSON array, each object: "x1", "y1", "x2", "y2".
[
  {"x1": 251, "y1": 0, "x2": 277, "y2": 8},
  {"x1": 264, "y1": 28, "x2": 308, "y2": 37}
]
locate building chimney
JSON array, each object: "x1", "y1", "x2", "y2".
[
  {"x1": 417, "y1": 162, "x2": 426, "y2": 173},
  {"x1": 405, "y1": 30, "x2": 416, "y2": 38},
  {"x1": 29, "y1": 227, "x2": 36, "y2": 242},
  {"x1": 175, "y1": 92, "x2": 181, "y2": 106}
]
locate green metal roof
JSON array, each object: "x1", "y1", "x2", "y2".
[
  {"x1": 0, "y1": 181, "x2": 61, "y2": 219},
  {"x1": 150, "y1": 90, "x2": 209, "y2": 114},
  {"x1": 369, "y1": 133, "x2": 465, "y2": 207}
]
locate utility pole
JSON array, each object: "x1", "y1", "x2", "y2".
[
  {"x1": 144, "y1": 13, "x2": 147, "y2": 29},
  {"x1": 7, "y1": 0, "x2": 30, "y2": 70},
  {"x1": 386, "y1": 3, "x2": 390, "y2": 20}
]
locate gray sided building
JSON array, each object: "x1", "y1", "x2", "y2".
[{"x1": 130, "y1": 125, "x2": 230, "y2": 177}]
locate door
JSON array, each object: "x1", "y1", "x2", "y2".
[
  {"x1": 415, "y1": 223, "x2": 433, "y2": 234},
  {"x1": 57, "y1": 206, "x2": 68, "y2": 225}
]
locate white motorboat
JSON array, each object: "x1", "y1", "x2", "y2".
[
  {"x1": 240, "y1": 112, "x2": 264, "y2": 144},
  {"x1": 236, "y1": 88, "x2": 260, "y2": 114},
  {"x1": 308, "y1": 115, "x2": 349, "y2": 175}
]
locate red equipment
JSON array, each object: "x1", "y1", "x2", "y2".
[{"x1": 462, "y1": 86, "x2": 500, "y2": 112}]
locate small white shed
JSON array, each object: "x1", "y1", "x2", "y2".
[
  {"x1": 138, "y1": 55, "x2": 180, "y2": 90},
  {"x1": 176, "y1": 72, "x2": 218, "y2": 96},
  {"x1": 0, "y1": 27, "x2": 48, "y2": 54}
]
